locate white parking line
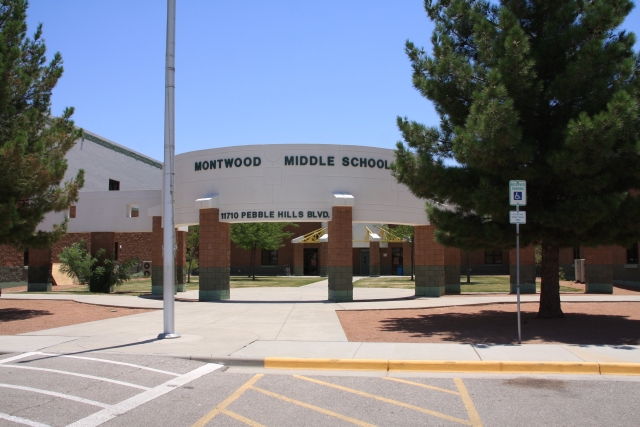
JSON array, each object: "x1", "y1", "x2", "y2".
[
  {"x1": 67, "y1": 363, "x2": 223, "y2": 427},
  {"x1": 0, "y1": 411, "x2": 51, "y2": 427},
  {"x1": 0, "y1": 365, "x2": 150, "y2": 390},
  {"x1": 36, "y1": 352, "x2": 180, "y2": 376},
  {"x1": 0, "y1": 352, "x2": 39, "y2": 365},
  {"x1": 0, "y1": 383, "x2": 111, "y2": 408}
]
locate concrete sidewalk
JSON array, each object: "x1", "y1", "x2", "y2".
[{"x1": 2, "y1": 279, "x2": 640, "y2": 371}]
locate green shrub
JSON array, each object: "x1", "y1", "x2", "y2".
[
  {"x1": 88, "y1": 249, "x2": 139, "y2": 293},
  {"x1": 58, "y1": 240, "x2": 95, "y2": 285},
  {"x1": 558, "y1": 267, "x2": 566, "y2": 281}
]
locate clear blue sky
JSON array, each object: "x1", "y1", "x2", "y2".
[{"x1": 26, "y1": 1, "x2": 640, "y2": 161}]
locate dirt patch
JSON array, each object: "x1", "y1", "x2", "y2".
[
  {"x1": 337, "y1": 302, "x2": 640, "y2": 345},
  {"x1": 0, "y1": 299, "x2": 157, "y2": 335}
]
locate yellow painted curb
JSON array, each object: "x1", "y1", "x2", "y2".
[
  {"x1": 264, "y1": 357, "x2": 388, "y2": 371},
  {"x1": 599, "y1": 363, "x2": 640, "y2": 375},
  {"x1": 262, "y1": 358, "x2": 630, "y2": 374}
]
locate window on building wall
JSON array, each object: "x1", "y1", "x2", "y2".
[
  {"x1": 261, "y1": 249, "x2": 278, "y2": 266},
  {"x1": 573, "y1": 247, "x2": 581, "y2": 260},
  {"x1": 69, "y1": 205, "x2": 76, "y2": 219},
  {"x1": 627, "y1": 243, "x2": 638, "y2": 264},
  {"x1": 108, "y1": 179, "x2": 120, "y2": 191},
  {"x1": 484, "y1": 249, "x2": 503, "y2": 265},
  {"x1": 127, "y1": 204, "x2": 139, "y2": 217}
]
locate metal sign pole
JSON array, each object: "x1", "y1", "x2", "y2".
[
  {"x1": 516, "y1": 205, "x2": 521, "y2": 344},
  {"x1": 159, "y1": 0, "x2": 180, "y2": 340}
]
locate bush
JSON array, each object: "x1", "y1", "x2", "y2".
[
  {"x1": 58, "y1": 240, "x2": 95, "y2": 285},
  {"x1": 558, "y1": 267, "x2": 566, "y2": 281},
  {"x1": 59, "y1": 242, "x2": 138, "y2": 293},
  {"x1": 88, "y1": 249, "x2": 139, "y2": 293}
]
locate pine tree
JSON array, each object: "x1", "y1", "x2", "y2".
[
  {"x1": 0, "y1": 0, "x2": 84, "y2": 250},
  {"x1": 393, "y1": 0, "x2": 640, "y2": 318}
]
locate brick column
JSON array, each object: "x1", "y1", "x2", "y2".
[
  {"x1": 444, "y1": 247, "x2": 461, "y2": 294},
  {"x1": 199, "y1": 208, "x2": 231, "y2": 301},
  {"x1": 414, "y1": 225, "x2": 444, "y2": 297},
  {"x1": 27, "y1": 248, "x2": 51, "y2": 292},
  {"x1": 402, "y1": 241, "x2": 412, "y2": 277},
  {"x1": 328, "y1": 206, "x2": 353, "y2": 301},
  {"x1": 293, "y1": 243, "x2": 304, "y2": 276},
  {"x1": 584, "y1": 246, "x2": 613, "y2": 293},
  {"x1": 369, "y1": 241, "x2": 380, "y2": 277},
  {"x1": 175, "y1": 230, "x2": 187, "y2": 292},
  {"x1": 319, "y1": 242, "x2": 328, "y2": 277},
  {"x1": 151, "y1": 216, "x2": 164, "y2": 295},
  {"x1": 509, "y1": 245, "x2": 536, "y2": 293}
]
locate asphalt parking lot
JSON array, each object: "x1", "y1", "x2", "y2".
[{"x1": 1, "y1": 352, "x2": 639, "y2": 427}]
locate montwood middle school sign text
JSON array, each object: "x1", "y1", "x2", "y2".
[{"x1": 194, "y1": 155, "x2": 391, "y2": 171}]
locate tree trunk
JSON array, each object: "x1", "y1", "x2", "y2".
[
  {"x1": 538, "y1": 242, "x2": 564, "y2": 318},
  {"x1": 187, "y1": 258, "x2": 191, "y2": 283}
]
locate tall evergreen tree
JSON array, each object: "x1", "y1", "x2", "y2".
[
  {"x1": 0, "y1": 0, "x2": 83, "y2": 250},
  {"x1": 393, "y1": 0, "x2": 640, "y2": 317}
]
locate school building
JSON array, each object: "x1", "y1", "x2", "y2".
[{"x1": 0, "y1": 133, "x2": 638, "y2": 300}]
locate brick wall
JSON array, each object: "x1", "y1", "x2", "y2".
[
  {"x1": 328, "y1": 206, "x2": 353, "y2": 301},
  {"x1": 115, "y1": 232, "x2": 152, "y2": 263},
  {"x1": 0, "y1": 245, "x2": 24, "y2": 266},
  {"x1": 414, "y1": 225, "x2": 445, "y2": 297},
  {"x1": 199, "y1": 208, "x2": 231, "y2": 300},
  {"x1": 51, "y1": 233, "x2": 91, "y2": 262},
  {"x1": 0, "y1": 245, "x2": 26, "y2": 283}
]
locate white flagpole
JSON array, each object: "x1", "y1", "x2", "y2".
[{"x1": 159, "y1": 0, "x2": 180, "y2": 339}]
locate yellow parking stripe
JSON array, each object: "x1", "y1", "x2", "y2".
[
  {"x1": 383, "y1": 377, "x2": 460, "y2": 395},
  {"x1": 294, "y1": 375, "x2": 472, "y2": 426},
  {"x1": 251, "y1": 386, "x2": 377, "y2": 427},
  {"x1": 454, "y1": 379, "x2": 483, "y2": 427},
  {"x1": 191, "y1": 374, "x2": 263, "y2": 427},
  {"x1": 222, "y1": 409, "x2": 267, "y2": 427}
]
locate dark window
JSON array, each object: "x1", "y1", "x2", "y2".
[
  {"x1": 627, "y1": 243, "x2": 638, "y2": 264},
  {"x1": 23, "y1": 250, "x2": 28, "y2": 266},
  {"x1": 573, "y1": 247, "x2": 581, "y2": 260},
  {"x1": 261, "y1": 249, "x2": 278, "y2": 266},
  {"x1": 114, "y1": 242, "x2": 119, "y2": 261},
  {"x1": 484, "y1": 249, "x2": 503, "y2": 265},
  {"x1": 108, "y1": 179, "x2": 120, "y2": 191}
]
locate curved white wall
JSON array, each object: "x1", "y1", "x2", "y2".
[{"x1": 174, "y1": 144, "x2": 429, "y2": 226}]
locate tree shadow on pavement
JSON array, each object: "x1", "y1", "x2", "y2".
[
  {"x1": 378, "y1": 309, "x2": 640, "y2": 345},
  {"x1": 0, "y1": 308, "x2": 53, "y2": 322}
]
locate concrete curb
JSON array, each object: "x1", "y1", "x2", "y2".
[{"x1": 177, "y1": 356, "x2": 640, "y2": 375}]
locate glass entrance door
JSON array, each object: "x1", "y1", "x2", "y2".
[
  {"x1": 360, "y1": 249, "x2": 370, "y2": 276},
  {"x1": 304, "y1": 248, "x2": 318, "y2": 275}
]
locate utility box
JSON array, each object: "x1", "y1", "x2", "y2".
[
  {"x1": 574, "y1": 259, "x2": 585, "y2": 283},
  {"x1": 142, "y1": 261, "x2": 152, "y2": 277}
]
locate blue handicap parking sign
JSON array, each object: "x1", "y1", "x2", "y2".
[{"x1": 514, "y1": 191, "x2": 522, "y2": 200}]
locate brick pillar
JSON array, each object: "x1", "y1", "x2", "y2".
[
  {"x1": 27, "y1": 248, "x2": 51, "y2": 292},
  {"x1": 151, "y1": 216, "x2": 164, "y2": 295},
  {"x1": 369, "y1": 241, "x2": 380, "y2": 277},
  {"x1": 584, "y1": 246, "x2": 613, "y2": 293},
  {"x1": 328, "y1": 206, "x2": 353, "y2": 301},
  {"x1": 175, "y1": 230, "x2": 187, "y2": 292},
  {"x1": 319, "y1": 242, "x2": 328, "y2": 277},
  {"x1": 414, "y1": 225, "x2": 444, "y2": 297},
  {"x1": 402, "y1": 241, "x2": 412, "y2": 277},
  {"x1": 509, "y1": 246, "x2": 537, "y2": 293},
  {"x1": 199, "y1": 208, "x2": 231, "y2": 301},
  {"x1": 444, "y1": 247, "x2": 461, "y2": 294},
  {"x1": 293, "y1": 243, "x2": 304, "y2": 276}
]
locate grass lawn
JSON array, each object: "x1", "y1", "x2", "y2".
[
  {"x1": 19, "y1": 275, "x2": 324, "y2": 295},
  {"x1": 355, "y1": 275, "x2": 582, "y2": 293}
]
